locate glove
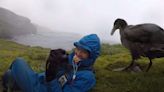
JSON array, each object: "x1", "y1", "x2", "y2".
[
  {"x1": 58, "y1": 72, "x2": 73, "y2": 87},
  {"x1": 58, "y1": 74, "x2": 68, "y2": 87}
]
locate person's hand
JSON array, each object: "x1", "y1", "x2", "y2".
[{"x1": 73, "y1": 55, "x2": 81, "y2": 63}]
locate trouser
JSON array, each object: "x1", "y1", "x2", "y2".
[{"x1": 2, "y1": 58, "x2": 38, "y2": 92}]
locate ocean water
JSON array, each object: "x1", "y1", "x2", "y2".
[{"x1": 12, "y1": 31, "x2": 82, "y2": 50}]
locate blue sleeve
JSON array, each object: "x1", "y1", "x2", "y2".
[{"x1": 63, "y1": 71, "x2": 96, "y2": 92}]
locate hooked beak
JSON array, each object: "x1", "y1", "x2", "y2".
[
  {"x1": 62, "y1": 54, "x2": 68, "y2": 59},
  {"x1": 111, "y1": 27, "x2": 116, "y2": 35}
]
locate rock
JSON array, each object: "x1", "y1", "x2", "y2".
[
  {"x1": 112, "y1": 64, "x2": 143, "y2": 72},
  {"x1": 131, "y1": 65, "x2": 142, "y2": 72},
  {"x1": 112, "y1": 67, "x2": 125, "y2": 71}
]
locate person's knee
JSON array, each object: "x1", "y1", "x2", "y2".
[
  {"x1": 12, "y1": 57, "x2": 26, "y2": 66},
  {"x1": 10, "y1": 57, "x2": 27, "y2": 71},
  {"x1": 13, "y1": 57, "x2": 25, "y2": 63}
]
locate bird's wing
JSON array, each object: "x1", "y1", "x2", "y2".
[{"x1": 124, "y1": 24, "x2": 164, "y2": 43}]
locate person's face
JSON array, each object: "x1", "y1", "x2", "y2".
[{"x1": 74, "y1": 47, "x2": 89, "y2": 59}]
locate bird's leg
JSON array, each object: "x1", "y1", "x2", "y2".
[{"x1": 146, "y1": 58, "x2": 152, "y2": 72}]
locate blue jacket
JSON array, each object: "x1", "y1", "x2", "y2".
[{"x1": 10, "y1": 34, "x2": 100, "y2": 92}]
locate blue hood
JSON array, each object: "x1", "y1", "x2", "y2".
[{"x1": 69, "y1": 34, "x2": 101, "y2": 67}]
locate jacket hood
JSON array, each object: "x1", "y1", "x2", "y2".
[{"x1": 69, "y1": 34, "x2": 101, "y2": 67}]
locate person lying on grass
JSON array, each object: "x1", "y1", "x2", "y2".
[{"x1": 2, "y1": 34, "x2": 101, "y2": 92}]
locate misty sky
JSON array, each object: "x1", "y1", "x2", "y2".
[{"x1": 0, "y1": 0, "x2": 164, "y2": 43}]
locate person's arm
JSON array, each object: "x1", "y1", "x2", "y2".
[{"x1": 49, "y1": 71, "x2": 96, "y2": 92}]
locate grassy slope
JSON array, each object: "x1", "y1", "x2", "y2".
[
  {"x1": 0, "y1": 39, "x2": 164, "y2": 92},
  {"x1": 0, "y1": 39, "x2": 50, "y2": 75}
]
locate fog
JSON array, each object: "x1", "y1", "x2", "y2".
[{"x1": 1, "y1": 0, "x2": 164, "y2": 43}]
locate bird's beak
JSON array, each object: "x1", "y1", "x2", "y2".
[{"x1": 111, "y1": 27, "x2": 116, "y2": 35}]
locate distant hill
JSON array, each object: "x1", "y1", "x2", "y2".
[{"x1": 0, "y1": 7, "x2": 37, "y2": 39}]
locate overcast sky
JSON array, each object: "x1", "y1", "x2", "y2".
[{"x1": 0, "y1": 0, "x2": 164, "y2": 43}]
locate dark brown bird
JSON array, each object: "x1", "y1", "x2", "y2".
[
  {"x1": 111, "y1": 18, "x2": 164, "y2": 72},
  {"x1": 45, "y1": 49, "x2": 70, "y2": 82}
]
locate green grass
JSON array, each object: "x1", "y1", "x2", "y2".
[
  {"x1": 0, "y1": 39, "x2": 50, "y2": 75},
  {"x1": 0, "y1": 39, "x2": 164, "y2": 92}
]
